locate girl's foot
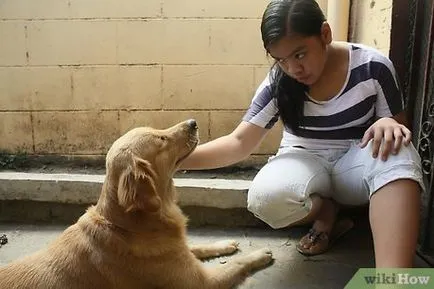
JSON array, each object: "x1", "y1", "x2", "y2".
[
  {"x1": 296, "y1": 218, "x2": 354, "y2": 256},
  {"x1": 296, "y1": 198, "x2": 353, "y2": 256}
]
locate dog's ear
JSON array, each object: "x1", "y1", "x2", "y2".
[{"x1": 117, "y1": 156, "x2": 161, "y2": 213}]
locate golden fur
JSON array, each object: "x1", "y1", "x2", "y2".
[{"x1": 0, "y1": 120, "x2": 273, "y2": 289}]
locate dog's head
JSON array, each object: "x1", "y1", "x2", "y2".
[{"x1": 104, "y1": 119, "x2": 198, "y2": 214}]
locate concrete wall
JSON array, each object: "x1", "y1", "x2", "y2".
[
  {"x1": 0, "y1": 0, "x2": 392, "y2": 162},
  {"x1": 349, "y1": 0, "x2": 393, "y2": 56},
  {"x1": 0, "y1": 0, "x2": 284, "y2": 158}
]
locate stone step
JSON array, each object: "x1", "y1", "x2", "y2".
[
  {"x1": 0, "y1": 172, "x2": 250, "y2": 209},
  {"x1": 0, "y1": 172, "x2": 262, "y2": 227},
  {"x1": 0, "y1": 172, "x2": 369, "y2": 228}
]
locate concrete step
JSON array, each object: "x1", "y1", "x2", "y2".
[
  {"x1": 0, "y1": 172, "x2": 250, "y2": 209},
  {"x1": 1, "y1": 173, "x2": 432, "y2": 272},
  {"x1": 0, "y1": 171, "x2": 265, "y2": 227}
]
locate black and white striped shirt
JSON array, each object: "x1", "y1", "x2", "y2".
[{"x1": 243, "y1": 43, "x2": 404, "y2": 150}]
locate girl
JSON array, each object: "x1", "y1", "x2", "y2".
[{"x1": 180, "y1": 0, "x2": 423, "y2": 268}]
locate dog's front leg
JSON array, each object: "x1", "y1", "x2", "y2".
[
  {"x1": 190, "y1": 240, "x2": 239, "y2": 259},
  {"x1": 205, "y1": 248, "x2": 273, "y2": 289}
]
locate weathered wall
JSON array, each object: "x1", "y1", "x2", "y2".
[
  {"x1": 349, "y1": 0, "x2": 393, "y2": 56},
  {"x1": 0, "y1": 0, "x2": 281, "y2": 160},
  {"x1": 0, "y1": 0, "x2": 392, "y2": 163}
]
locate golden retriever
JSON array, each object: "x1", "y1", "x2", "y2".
[{"x1": 0, "y1": 119, "x2": 273, "y2": 289}]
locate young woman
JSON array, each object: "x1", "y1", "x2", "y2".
[{"x1": 180, "y1": 0, "x2": 423, "y2": 268}]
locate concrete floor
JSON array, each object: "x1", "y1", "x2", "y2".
[{"x1": 0, "y1": 222, "x2": 430, "y2": 289}]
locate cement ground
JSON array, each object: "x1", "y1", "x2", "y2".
[{"x1": 0, "y1": 222, "x2": 430, "y2": 289}]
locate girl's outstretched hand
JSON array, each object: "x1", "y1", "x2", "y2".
[{"x1": 359, "y1": 117, "x2": 411, "y2": 161}]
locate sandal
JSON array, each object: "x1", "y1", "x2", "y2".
[{"x1": 296, "y1": 218, "x2": 354, "y2": 256}]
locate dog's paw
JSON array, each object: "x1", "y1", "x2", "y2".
[
  {"x1": 212, "y1": 240, "x2": 239, "y2": 256},
  {"x1": 245, "y1": 248, "x2": 273, "y2": 268}
]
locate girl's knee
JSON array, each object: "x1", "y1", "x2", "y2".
[
  {"x1": 246, "y1": 151, "x2": 332, "y2": 228},
  {"x1": 247, "y1": 196, "x2": 309, "y2": 229},
  {"x1": 360, "y1": 142, "x2": 425, "y2": 194},
  {"x1": 247, "y1": 186, "x2": 323, "y2": 229},
  {"x1": 360, "y1": 140, "x2": 421, "y2": 166},
  {"x1": 247, "y1": 187, "x2": 304, "y2": 218}
]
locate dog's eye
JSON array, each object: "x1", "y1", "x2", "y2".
[{"x1": 159, "y1": 136, "x2": 167, "y2": 141}]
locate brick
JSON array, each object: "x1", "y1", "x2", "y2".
[
  {"x1": 33, "y1": 112, "x2": 120, "y2": 154},
  {"x1": 208, "y1": 19, "x2": 268, "y2": 64},
  {"x1": 210, "y1": 111, "x2": 282, "y2": 154},
  {"x1": 0, "y1": 22, "x2": 26, "y2": 65},
  {"x1": 28, "y1": 67, "x2": 72, "y2": 110},
  {"x1": 262, "y1": 121, "x2": 283, "y2": 154},
  {"x1": 118, "y1": 19, "x2": 268, "y2": 65},
  {"x1": 0, "y1": 67, "x2": 71, "y2": 111},
  {"x1": 162, "y1": 65, "x2": 254, "y2": 110},
  {"x1": 27, "y1": 21, "x2": 117, "y2": 65},
  {"x1": 117, "y1": 19, "x2": 211, "y2": 64},
  {"x1": 72, "y1": 66, "x2": 162, "y2": 110},
  {"x1": 69, "y1": 0, "x2": 161, "y2": 18},
  {"x1": 0, "y1": 68, "x2": 31, "y2": 110},
  {"x1": 0, "y1": 0, "x2": 69, "y2": 19},
  {"x1": 0, "y1": 112, "x2": 33, "y2": 153},
  {"x1": 160, "y1": 20, "x2": 213, "y2": 64},
  {"x1": 163, "y1": 0, "x2": 268, "y2": 18},
  {"x1": 162, "y1": 0, "x2": 326, "y2": 19},
  {"x1": 119, "y1": 111, "x2": 210, "y2": 142},
  {"x1": 209, "y1": 111, "x2": 243, "y2": 140},
  {"x1": 254, "y1": 65, "x2": 272, "y2": 87},
  {"x1": 117, "y1": 20, "x2": 165, "y2": 64}
]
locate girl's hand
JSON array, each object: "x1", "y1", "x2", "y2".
[{"x1": 359, "y1": 117, "x2": 411, "y2": 161}]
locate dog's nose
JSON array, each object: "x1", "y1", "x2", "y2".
[{"x1": 187, "y1": 119, "x2": 198, "y2": 130}]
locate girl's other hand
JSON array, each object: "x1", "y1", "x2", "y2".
[{"x1": 359, "y1": 117, "x2": 411, "y2": 161}]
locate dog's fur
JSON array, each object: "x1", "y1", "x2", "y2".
[{"x1": 0, "y1": 120, "x2": 273, "y2": 289}]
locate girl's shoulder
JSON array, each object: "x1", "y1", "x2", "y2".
[
  {"x1": 347, "y1": 42, "x2": 390, "y2": 61},
  {"x1": 346, "y1": 42, "x2": 395, "y2": 72}
]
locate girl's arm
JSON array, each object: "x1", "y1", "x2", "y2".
[{"x1": 179, "y1": 121, "x2": 269, "y2": 170}]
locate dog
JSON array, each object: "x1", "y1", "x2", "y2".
[{"x1": 0, "y1": 119, "x2": 273, "y2": 289}]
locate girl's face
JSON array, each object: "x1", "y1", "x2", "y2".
[{"x1": 267, "y1": 23, "x2": 331, "y2": 86}]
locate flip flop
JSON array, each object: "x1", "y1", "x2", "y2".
[{"x1": 296, "y1": 218, "x2": 354, "y2": 256}]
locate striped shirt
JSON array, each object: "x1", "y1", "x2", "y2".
[{"x1": 242, "y1": 43, "x2": 404, "y2": 150}]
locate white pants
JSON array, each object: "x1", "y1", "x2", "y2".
[{"x1": 247, "y1": 140, "x2": 425, "y2": 229}]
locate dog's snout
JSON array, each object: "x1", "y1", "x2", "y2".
[{"x1": 187, "y1": 119, "x2": 198, "y2": 130}]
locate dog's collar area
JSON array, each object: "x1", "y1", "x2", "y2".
[
  {"x1": 104, "y1": 220, "x2": 127, "y2": 233},
  {"x1": 94, "y1": 213, "x2": 149, "y2": 236},
  {"x1": 87, "y1": 209, "x2": 131, "y2": 235}
]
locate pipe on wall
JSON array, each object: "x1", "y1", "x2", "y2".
[{"x1": 326, "y1": 0, "x2": 350, "y2": 41}]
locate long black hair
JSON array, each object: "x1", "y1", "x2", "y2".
[{"x1": 261, "y1": 0, "x2": 326, "y2": 132}]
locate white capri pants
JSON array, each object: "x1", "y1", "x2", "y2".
[{"x1": 247, "y1": 140, "x2": 425, "y2": 229}]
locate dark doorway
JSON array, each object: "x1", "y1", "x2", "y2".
[{"x1": 390, "y1": 0, "x2": 434, "y2": 265}]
